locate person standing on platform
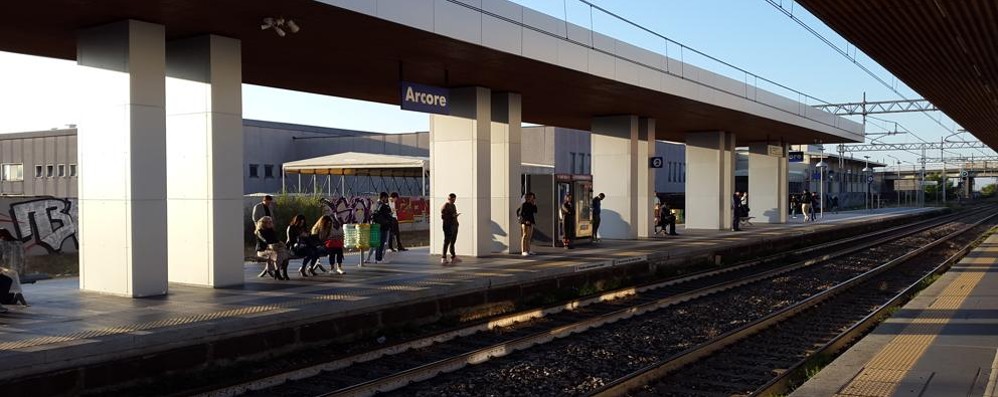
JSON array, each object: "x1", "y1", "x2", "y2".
[
  {"x1": 591, "y1": 193, "x2": 605, "y2": 242},
  {"x1": 441, "y1": 193, "x2": 460, "y2": 264},
  {"x1": 790, "y1": 194, "x2": 799, "y2": 219},
  {"x1": 387, "y1": 192, "x2": 408, "y2": 252},
  {"x1": 560, "y1": 193, "x2": 576, "y2": 249},
  {"x1": 731, "y1": 192, "x2": 742, "y2": 231},
  {"x1": 252, "y1": 195, "x2": 275, "y2": 223},
  {"x1": 367, "y1": 192, "x2": 392, "y2": 265},
  {"x1": 519, "y1": 192, "x2": 538, "y2": 256}
]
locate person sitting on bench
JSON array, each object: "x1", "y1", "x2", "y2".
[
  {"x1": 0, "y1": 229, "x2": 27, "y2": 309},
  {"x1": 656, "y1": 202, "x2": 679, "y2": 236}
]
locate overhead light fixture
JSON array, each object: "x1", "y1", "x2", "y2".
[{"x1": 261, "y1": 17, "x2": 300, "y2": 37}]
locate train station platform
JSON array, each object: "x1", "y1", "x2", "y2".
[
  {"x1": 791, "y1": 231, "x2": 998, "y2": 397},
  {"x1": 0, "y1": 207, "x2": 937, "y2": 394}
]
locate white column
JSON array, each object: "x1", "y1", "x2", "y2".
[
  {"x1": 165, "y1": 35, "x2": 244, "y2": 287},
  {"x1": 748, "y1": 143, "x2": 788, "y2": 224},
  {"x1": 490, "y1": 92, "x2": 522, "y2": 253},
  {"x1": 591, "y1": 115, "x2": 641, "y2": 239},
  {"x1": 77, "y1": 20, "x2": 168, "y2": 297},
  {"x1": 430, "y1": 87, "x2": 491, "y2": 257},
  {"x1": 685, "y1": 131, "x2": 736, "y2": 230},
  {"x1": 637, "y1": 118, "x2": 656, "y2": 238}
]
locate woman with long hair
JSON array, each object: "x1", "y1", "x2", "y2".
[
  {"x1": 287, "y1": 214, "x2": 322, "y2": 277},
  {"x1": 311, "y1": 215, "x2": 344, "y2": 274}
]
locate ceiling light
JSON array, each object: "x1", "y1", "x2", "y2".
[{"x1": 260, "y1": 17, "x2": 300, "y2": 37}]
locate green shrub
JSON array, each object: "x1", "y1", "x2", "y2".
[{"x1": 244, "y1": 194, "x2": 328, "y2": 246}]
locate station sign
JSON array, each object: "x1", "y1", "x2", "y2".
[
  {"x1": 649, "y1": 156, "x2": 664, "y2": 168},
  {"x1": 400, "y1": 82, "x2": 450, "y2": 115},
  {"x1": 788, "y1": 151, "x2": 804, "y2": 163},
  {"x1": 767, "y1": 145, "x2": 783, "y2": 157}
]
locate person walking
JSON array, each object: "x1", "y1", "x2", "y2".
[
  {"x1": 591, "y1": 193, "x2": 605, "y2": 242},
  {"x1": 560, "y1": 193, "x2": 576, "y2": 249},
  {"x1": 801, "y1": 190, "x2": 813, "y2": 222},
  {"x1": 387, "y1": 192, "x2": 408, "y2": 252},
  {"x1": 251, "y1": 195, "x2": 275, "y2": 223},
  {"x1": 519, "y1": 192, "x2": 538, "y2": 256},
  {"x1": 731, "y1": 192, "x2": 742, "y2": 231},
  {"x1": 831, "y1": 195, "x2": 839, "y2": 214},
  {"x1": 441, "y1": 193, "x2": 460, "y2": 264}
]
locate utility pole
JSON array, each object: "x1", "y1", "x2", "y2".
[{"x1": 941, "y1": 137, "x2": 946, "y2": 204}]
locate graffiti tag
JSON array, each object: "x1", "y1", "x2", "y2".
[{"x1": 9, "y1": 197, "x2": 78, "y2": 253}]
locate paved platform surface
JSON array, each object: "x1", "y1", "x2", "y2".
[
  {"x1": 0, "y1": 207, "x2": 932, "y2": 381},
  {"x1": 791, "y1": 231, "x2": 998, "y2": 397}
]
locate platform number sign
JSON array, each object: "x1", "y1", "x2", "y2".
[
  {"x1": 649, "y1": 156, "x2": 664, "y2": 169},
  {"x1": 788, "y1": 151, "x2": 804, "y2": 163}
]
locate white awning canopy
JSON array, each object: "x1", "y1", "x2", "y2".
[{"x1": 282, "y1": 152, "x2": 428, "y2": 177}]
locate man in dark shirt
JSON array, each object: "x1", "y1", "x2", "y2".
[
  {"x1": 591, "y1": 193, "x2": 605, "y2": 242},
  {"x1": 441, "y1": 193, "x2": 459, "y2": 264}
]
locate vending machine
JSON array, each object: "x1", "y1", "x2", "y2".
[{"x1": 522, "y1": 173, "x2": 593, "y2": 247}]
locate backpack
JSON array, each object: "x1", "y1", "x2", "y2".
[{"x1": 372, "y1": 202, "x2": 390, "y2": 225}]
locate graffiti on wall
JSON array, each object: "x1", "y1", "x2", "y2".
[
  {"x1": 320, "y1": 195, "x2": 428, "y2": 225},
  {"x1": 0, "y1": 197, "x2": 78, "y2": 255}
]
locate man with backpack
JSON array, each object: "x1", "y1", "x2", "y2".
[{"x1": 368, "y1": 192, "x2": 393, "y2": 264}]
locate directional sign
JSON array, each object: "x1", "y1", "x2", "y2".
[
  {"x1": 788, "y1": 151, "x2": 804, "y2": 163},
  {"x1": 649, "y1": 157, "x2": 664, "y2": 168}
]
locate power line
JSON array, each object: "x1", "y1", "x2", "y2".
[{"x1": 763, "y1": 0, "x2": 951, "y2": 146}]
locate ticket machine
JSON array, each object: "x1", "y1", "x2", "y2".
[{"x1": 522, "y1": 173, "x2": 593, "y2": 247}]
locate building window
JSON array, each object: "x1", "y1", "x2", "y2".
[
  {"x1": 264, "y1": 164, "x2": 275, "y2": 179},
  {"x1": 681, "y1": 163, "x2": 686, "y2": 183},
  {"x1": 46, "y1": 165, "x2": 54, "y2": 178},
  {"x1": 586, "y1": 154, "x2": 592, "y2": 174},
  {"x1": 569, "y1": 152, "x2": 576, "y2": 175},
  {"x1": 249, "y1": 164, "x2": 259, "y2": 178},
  {"x1": 69, "y1": 164, "x2": 77, "y2": 177},
  {"x1": 57, "y1": 164, "x2": 66, "y2": 177},
  {"x1": 2, "y1": 164, "x2": 24, "y2": 182},
  {"x1": 34, "y1": 165, "x2": 43, "y2": 178}
]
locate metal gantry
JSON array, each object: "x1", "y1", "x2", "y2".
[
  {"x1": 813, "y1": 98, "x2": 938, "y2": 116},
  {"x1": 837, "y1": 141, "x2": 989, "y2": 152}
]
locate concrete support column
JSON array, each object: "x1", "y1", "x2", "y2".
[
  {"x1": 77, "y1": 20, "x2": 168, "y2": 297},
  {"x1": 685, "y1": 131, "x2": 736, "y2": 230},
  {"x1": 637, "y1": 118, "x2": 656, "y2": 238},
  {"x1": 592, "y1": 115, "x2": 653, "y2": 239},
  {"x1": 490, "y1": 92, "x2": 522, "y2": 253},
  {"x1": 748, "y1": 143, "x2": 788, "y2": 224},
  {"x1": 430, "y1": 87, "x2": 491, "y2": 257},
  {"x1": 165, "y1": 35, "x2": 244, "y2": 287}
]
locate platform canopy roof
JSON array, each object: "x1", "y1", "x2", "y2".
[
  {"x1": 283, "y1": 152, "x2": 428, "y2": 177},
  {"x1": 796, "y1": 0, "x2": 998, "y2": 149}
]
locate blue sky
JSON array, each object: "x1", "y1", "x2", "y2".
[{"x1": 0, "y1": 0, "x2": 992, "y2": 165}]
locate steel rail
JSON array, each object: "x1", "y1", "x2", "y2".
[
  {"x1": 199, "y1": 209, "x2": 952, "y2": 397},
  {"x1": 588, "y1": 207, "x2": 997, "y2": 397}
]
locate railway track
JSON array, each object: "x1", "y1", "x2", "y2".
[
  {"x1": 202, "y1": 207, "x2": 991, "y2": 397},
  {"x1": 594, "y1": 208, "x2": 998, "y2": 397}
]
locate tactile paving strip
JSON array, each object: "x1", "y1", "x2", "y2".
[{"x1": 834, "y1": 250, "x2": 990, "y2": 396}]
